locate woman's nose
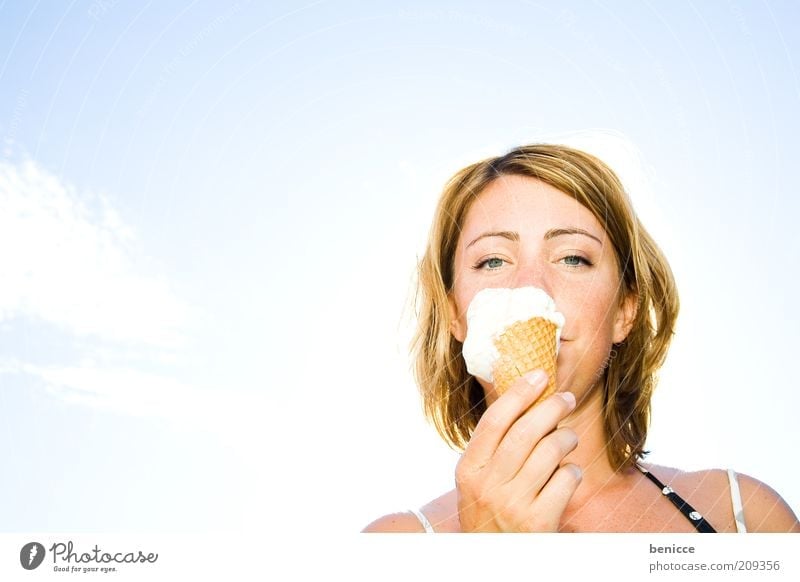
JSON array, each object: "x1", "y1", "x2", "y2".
[{"x1": 512, "y1": 259, "x2": 552, "y2": 294}]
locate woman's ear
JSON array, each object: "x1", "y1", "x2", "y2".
[
  {"x1": 448, "y1": 294, "x2": 466, "y2": 342},
  {"x1": 612, "y1": 290, "x2": 638, "y2": 344}
]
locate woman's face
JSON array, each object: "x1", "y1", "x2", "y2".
[{"x1": 449, "y1": 174, "x2": 636, "y2": 404}]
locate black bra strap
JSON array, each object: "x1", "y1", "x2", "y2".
[{"x1": 638, "y1": 466, "x2": 717, "y2": 533}]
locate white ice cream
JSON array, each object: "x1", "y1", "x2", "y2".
[{"x1": 461, "y1": 286, "x2": 565, "y2": 382}]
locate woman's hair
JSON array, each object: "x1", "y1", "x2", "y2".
[{"x1": 413, "y1": 143, "x2": 679, "y2": 470}]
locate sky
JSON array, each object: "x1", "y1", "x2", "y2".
[{"x1": 0, "y1": 0, "x2": 798, "y2": 536}]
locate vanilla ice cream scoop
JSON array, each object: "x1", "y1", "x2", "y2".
[{"x1": 462, "y1": 286, "x2": 565, "y2": 398}]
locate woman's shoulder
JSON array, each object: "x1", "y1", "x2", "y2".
[
  {"x1": 362, "y1": 489, "x2": 460, "y2": 533},
  {"x1": 644, "y1": 462, "x2": 800, "y2": 533},
  {"x1": 361, "y1": 512, "x2": 428, "y2": 533},
  {"x1": 728, "y1": 471, "x2": 800, "y2": 532}
]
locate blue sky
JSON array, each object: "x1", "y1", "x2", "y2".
[{"x1": 1, "y1": 0, "x2": 798, "y2": 534}]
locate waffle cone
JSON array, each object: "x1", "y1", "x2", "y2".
[{"x1": 492, "y1": 317, "x2": 558, "y2": 403}]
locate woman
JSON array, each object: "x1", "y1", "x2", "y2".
[{"x1": 364, "y1": 144, "x2": 799, "y2": 533}]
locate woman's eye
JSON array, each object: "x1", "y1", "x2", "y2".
[
  {"x1": 475, "y1": 257, "x2": 506, "y2": 270},
  {"x1": 486, "y1": 257, "x2": 504, "y2": 269},
  {"x1": 562, "y1": 255, "x2": 589, "y2": 267}
]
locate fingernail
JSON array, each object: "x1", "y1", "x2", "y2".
[
  {"x1": 558, "y1": 392, "x2": 576, "y2": 408},
  {"x1": 569, "y1": 464, "x2": 583, "y2": 481},
  {"x1": 523, "y1": 370, "x2": 546, "y2": 386}
]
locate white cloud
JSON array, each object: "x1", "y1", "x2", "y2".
[
  {"x1": 0, "y1": 357, "x2": 271, "y2": 445},
  {"x1": 15, "y1": 360, "x2": 197, "y2": 417},
  {"x1": 0, "y1": 159, "x2": 208, "y2": 424},
  {"x1": 0, "y1": 158, "x2": 187, "y2": 347}
]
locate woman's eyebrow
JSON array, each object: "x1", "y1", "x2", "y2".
[
  {"x1": 544, "y1": 227, "x2": 603, "y2": 245},
  {"x1": 465, "y1": 230, "x2": 520, "y2": 249}
]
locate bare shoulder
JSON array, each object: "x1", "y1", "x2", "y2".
[
  {"x1": 645, "y1": 463, "x2": 799, "y2": 533},
  {"x1": 734, "y1": 472, "x2": 800, "y2": 533},
  {"x1": 362, "y1": 489, "x2": 460, "y2": 533},
  {"x1": 419, "y1": 489, "x2": 460, "y2": 532},
  {"x1": 361, "y1": 512, "x2": 426, "y2": 533}
]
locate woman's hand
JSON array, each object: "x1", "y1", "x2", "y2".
[{"x1": 455, "y1": 370, "x2": 582, "y2": 532}]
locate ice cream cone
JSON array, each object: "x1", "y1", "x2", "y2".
[
  {"x1": 462, "y1": 286, "x2": 564, "y2": 405},
  {"x1": 491, "y1": 316, "x2": 558, "y2": 402}
]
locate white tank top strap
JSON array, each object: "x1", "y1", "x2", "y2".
[
  {"x1": 727, "y1": 469, "x2": 747, "y2": 533},
  {"x1": 408, "y1": 508, "x2": 435, "y2": 533}
]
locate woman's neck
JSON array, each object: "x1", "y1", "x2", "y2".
[{"x1": 559, "y1": 386, "x2": 623, "y2": 488}]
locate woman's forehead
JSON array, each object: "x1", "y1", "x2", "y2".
[{"x1": 461, "y1": 175, "x2": 607, "y2": 239}]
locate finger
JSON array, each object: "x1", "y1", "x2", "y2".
[
  {"x1": 527, "y1": 463, "x2": 583, "y2": 531},
  {"x1": 489, "y1": 391, "x2": 577, "y2": 476},
  {"x1": 458, "y1": 370, "x2": 548, "y2": 474},
  {"x1": 512, "y1": 425, "x2": 579, "y2": 497}
]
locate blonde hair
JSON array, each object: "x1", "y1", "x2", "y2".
[{"x1": 413, "y1": 144, "x2": 678, "y2": 469}]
